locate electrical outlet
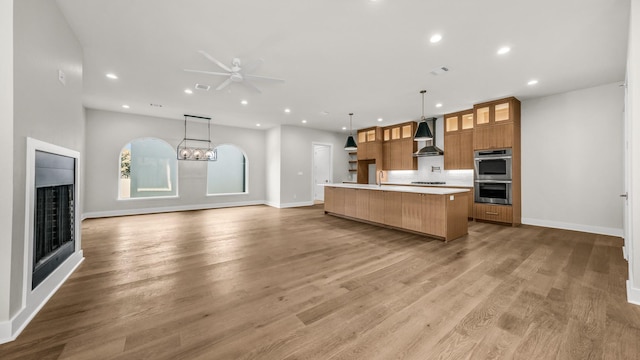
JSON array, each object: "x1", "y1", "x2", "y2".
[
  {"x1": 450, "y1": 195, "x2": 454, "y2": 201},
  {"x1": 58, "y1": 70, "x2": 66, "y2": 85}
]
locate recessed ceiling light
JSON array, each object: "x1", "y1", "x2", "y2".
[
  {"x1": 184, "y1": 89, "x2": 193, "y2": 94},
  {"x1": 284, "y1": 108, "x2": 291, "y2": 113},
  {"x1": 377, "y1": 118, "x2": 383, "y2": 122},
  {"x1": 122, "y1": 104, "x2": 130, "y2": 109},
  {"x1": 302, "y1": 119, "x2": 307, "y2": 124},
  {"x1": 430, "y1": 34, "x2": 442, "y2": 43},
  {"x1": 106, "y1": 73, "x2": 118, "y2": 80},
  {"x1": 342, "y1": 126, "x2": 347, "y2": 130},
  {"x1": 497, "y1": 46, "x2": 511, "y2": 55},
  {"x1": 256, "y1": 123, "x2": 261, "y2": 127},
  {"x1": 435, "y1": 103, "x2": 443, "y2": 108},
  {"x1": 241, "y1": 100, "x2": 248, "y2": 105},
  {"x1": 527, "y1": 79, "x2": 539, "y2": 86}
]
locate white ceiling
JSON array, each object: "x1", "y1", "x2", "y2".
[{"x1": 56, "y1": 0, "x2": 630, "y2": 133}]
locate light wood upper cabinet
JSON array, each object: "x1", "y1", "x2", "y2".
[
  {"x1": 473, "y1": 97, "x2": 520, "y2": 150},
  {"x1": 357, "y1": 127, "x2": 382, "y2": 160},
  {"x1": 443, "y1": 109, "x2": 474, "y2": 170},
  {"x1": 381, "y1": 121, "x2": 417, "y2": 171}
]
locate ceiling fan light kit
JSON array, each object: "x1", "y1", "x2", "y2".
[
  {"x1": 177, "y1": 114, "x2": 217, "y2": 161},
  {"x1": 184, "y1": 51, "x2": 284, "y2": 93}
]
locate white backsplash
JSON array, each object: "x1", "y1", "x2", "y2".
[{"x1": 385, "y1": 156, "x2": 474, "y2": 186}]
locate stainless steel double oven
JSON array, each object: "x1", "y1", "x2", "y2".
[{"x1": 474, "y1": 148, "x2": 512, "y2": 205}]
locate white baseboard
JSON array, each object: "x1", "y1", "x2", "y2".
[
  {"x1": 521, "y1": 217, "x2": 623, "y2": 237},
  {"x1": 627, "y1": 280, "x2": 640, "y2": 306},
  {"x1": 82, "y1": 200, "x2": 266, "y2": 219},
  {"x1": 277, "y1": 201, "x2": 315, "y2": 209},
  {"x1": 0, "y1": 318, "x2": 10, "y2": 344},
  {"x1": 0, "y1": 252, "x2": 83, "y2": 345},
  {"x1": 623, "y1": 246, "x2": 628, "y2": 261},
  {"x1": 263, "y1": 201, "x2": 315, "y2": 209}
]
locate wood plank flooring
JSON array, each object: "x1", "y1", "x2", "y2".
[{"x1": 1, "y1": 204, "x2": 639, "y2": 359}]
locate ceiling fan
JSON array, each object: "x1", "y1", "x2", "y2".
[{"x1": 184, "y1": 50, "x2": 285, "y2": 93}]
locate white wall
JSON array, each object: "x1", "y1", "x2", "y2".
[
  {"x1": 0, "y1": 0, "x2": 14, "y2": 328},
  {"x1": 6, "y1": 0, "x2": 85, "y2": 339},
  {"x1": 279, "y1": 126, "x2": 350, "y2": 207},
  {"x1": 265, "y1": 127, "x2": 281, "y2": 207},
  {"x1": 627, "y1": 0, "x2": 640, "y2": 304},
  {"x1": 84, "y1": 109, "x2": 266, "y2": 216},
  {"x1": 521, "y1": 82, "x2": 624, "y2": 236}
]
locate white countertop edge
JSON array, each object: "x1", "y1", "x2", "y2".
[{"x1": 322, "y1": 183, "x2": 470, "y2": 195}]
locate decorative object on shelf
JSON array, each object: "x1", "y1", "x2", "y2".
[
  {"x1": 414, "y1": 90, "x2": 434, "y2": 141},
  {"x1": 344, "y1": 112, "x2": 358, "y2": 151},
  {"x1": 177, "y1": 114, "x2": 217, "y2": 161}
]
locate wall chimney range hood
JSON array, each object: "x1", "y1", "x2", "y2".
[{"x1": 414, "y1": 117, "x2": 444, "y2": 157}]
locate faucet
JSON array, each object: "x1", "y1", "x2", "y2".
[{"x1": 377, "y1": 171, "x2": 383, "y2": 187}]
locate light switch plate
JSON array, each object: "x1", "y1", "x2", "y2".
[
  {"x1": 450, "y1": 195, "x2": 454, "y2": 201},
  {"x1": 58, "y1": 70, "x2": 66, "y2": 85}
]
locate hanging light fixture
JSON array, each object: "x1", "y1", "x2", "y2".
[
  {"x1": 414, "y1": 90, "x2": 434, "y2": 141},
  {"x1": 177, "y1": 114, "x2": 217, "y2": 161},
  {"x1": 344, "y1": 113, "x2": 357, "y2": 151}
]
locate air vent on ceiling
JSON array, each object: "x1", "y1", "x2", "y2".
[
  {"x1": 195, "y1": 83, "x2": 211, "y2": 91},
  {"x1": 430, "y1": 66, "x2": 449, "y2": 76}
]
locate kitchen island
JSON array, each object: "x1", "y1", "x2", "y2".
[{"x1": 324, "y1": 184, "x2": 470, "y2": 242}]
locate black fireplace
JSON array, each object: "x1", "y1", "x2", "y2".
[{"x1": 32, "y1": 150, "x2": 76, "y2": 289}]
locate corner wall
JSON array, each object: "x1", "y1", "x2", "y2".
[
  {"x1": 265, "y1": 127, "x2": 281, "y2": 207},
  {"x1": 0, "y1": 0, "x2": 14, "y2": 335},
  {"x1": 628, "y1": 0, "x2": 640, "y2": 305},
  {"x1": 521, "y1": 82, "x2": 624, "y2": 236},
  {"x1": 5, "y1": 0, "x2": 85, "y2": 342}
]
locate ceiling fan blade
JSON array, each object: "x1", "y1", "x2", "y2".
[
  {"x1": 184, "y1": 69, "x2": 231, "y2": 77},
  {"x1": 241, "y1": 58, "x2": 264, "y2": 75},
  {"x1": 243, "y1": 74, "x2": 285, "y2": 82},
  {"x1": 243, "y1": 79, "x2": 262, "y2": 93},
  {"x1": 216, "y1": 77, "x2": 234, "y2": 91},
  {"x1": 198, "y1": 50, "x2": 232, "y2": 72}
]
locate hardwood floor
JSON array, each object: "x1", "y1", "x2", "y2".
[{"x1": 1, "y1": 204, "x2": 639, "y2": 359}]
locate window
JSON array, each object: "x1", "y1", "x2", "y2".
[
  {"x1": 119, "y1": 138, "x2": 178, "y2": 199},
  {"x1": 207, "y1": 144, "x2": 247, "y2": 195}
]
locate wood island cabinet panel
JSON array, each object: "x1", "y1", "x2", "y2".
[
  {"x1": 369, "y1": 190, "x2": 385, "y2": 223},
  {"x1": 324, "y1": 187, "x2": 334, "y2": 213},
  {"x1": 356, "y1": 189, "x2": 370, "y2": 220},
  {"x1": 344, "y1": 189, "x2": 357, "y2": 218},
  {"x1": 384, "y1": 191, "x2": 403, "y2": 228},
  {"x1": 333, "y1": 187, "x2": 345, "y2": 215},
  {"x1": 422, "y1": 194, "x2": 446, "y2": 237},
  {"x1": 446, "y1": 193, "x2": 469, "y2": 240},
  {"x1": 401, "y1": 193, "x2": 423, "y2": 232},
  {"x1": 324, "y1": 187, "x2": 468, "y2": 241}
]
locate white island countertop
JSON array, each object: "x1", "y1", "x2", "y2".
[{"x1": 323, "y1": 183, "x2": 469, "y2": 195}]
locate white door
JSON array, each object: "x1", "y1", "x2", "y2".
[{"x1": 313, "y1": 144, "x2": 332, "y2": 201}]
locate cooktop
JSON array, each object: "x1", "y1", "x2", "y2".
[{"x1": 411, "y1": 181, "x2": 446, "y2": 185}]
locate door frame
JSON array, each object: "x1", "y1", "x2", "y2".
[{"x1": 312, "y1": 142, "x2": 333, "y2": 202}]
